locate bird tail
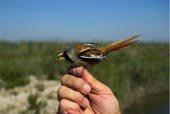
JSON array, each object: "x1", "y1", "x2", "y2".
[{"x1": 99, "y1": 35, "x2": 140, "y2": 53}]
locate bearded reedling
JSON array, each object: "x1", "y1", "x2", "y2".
[{"x1": 58, "y1": 35, "x2": 140, "y2": 67}]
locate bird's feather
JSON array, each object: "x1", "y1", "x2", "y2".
[
  {"x1": 83, "y1": 43, "x2": 97, "y2": 46},
  {"x1": 79, "y1": 54, "x2": 106, "y2": 60},
  {"x1": 99, "y1": 35, "x2": 140, "y2": 53},
  {"x1": 79, "y1": 49, "x2": 107, "y2": 60}
]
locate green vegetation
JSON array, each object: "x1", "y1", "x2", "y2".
[
  {"x1": 35, "y1": 82, "x2": 45, "y2": 92},
  {"x1": 27, "y1": 92, "x2": 46, "y2": 114},
  {"x1": 0, "y1": 63, "x2": 29, "y2": 88},
  {"x1": 0, "y1": 41, "x2": 169, "y2": 108},
  {"x1": 0, "y1": 41, "x2": 68, "y2": 89},
  {"x1": 88, "y1": 42, "x2": 169, "y2": 107}
]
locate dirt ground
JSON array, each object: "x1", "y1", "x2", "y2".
[{"x1": 0, "y1": 76, "x2": 60, "y2": 114}]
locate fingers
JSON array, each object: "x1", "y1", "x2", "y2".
[
  {"x1": 70, "y1": 66, "x2": 99, "y2": 85},
  {"x1": 83, "y1": 108, "x2": 94, "y2": 114},
  {"x1": 70, "y1": 67, "x2": 112, "y2": 94},
  {"x1": 58, "y1": 73, "x2": 92, "y2": 113},
  {"x1": 61, "y1": 74, "x2": 91, "y2": 94},
  {"x1": 58, "y1": 85, "x2": 90, "y2": 109},
  {"x1": 67, "y1": 109, "x2": 82, "y2": 114},
  {"x1": 67, "y1": 109, "x2": 94, "y2": 114},
  {"x1": 58, "y1": 99, "x2": 81, "y2": 113}
]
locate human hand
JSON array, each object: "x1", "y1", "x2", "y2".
[{"x1": 57, "y1": 67, "x2": 121, "y2": 114}]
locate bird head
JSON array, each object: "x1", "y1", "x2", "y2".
[{"x1": 58, "y1": 47, "x2": 77, "y2": 63}]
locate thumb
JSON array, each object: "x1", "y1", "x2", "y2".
[{"x1": 71, "y1": 67, "x2": 111, "y2": 94}]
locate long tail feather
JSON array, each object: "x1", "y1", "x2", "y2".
[{"x1": 99, "y1": 35, "x2": 140, "y2": 53}]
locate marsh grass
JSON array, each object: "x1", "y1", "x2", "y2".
[
  {"x1": 27, "y1": 92, "x2": 46, "y2": 114},
  {"x1": 0, "y1": 41, "x2": 169, "y2": 108}
]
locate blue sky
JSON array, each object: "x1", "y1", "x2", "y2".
[{"x1": 0, "y1": 0, "x2": 169, "y2": 42}]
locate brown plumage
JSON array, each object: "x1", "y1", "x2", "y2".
[{"x1": 58, "y1": 35, "x2": 140, "y2": 67}]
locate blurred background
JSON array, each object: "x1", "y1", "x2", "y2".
[{"x1": 0, "y1": 0, "x2": 169, "y2": 114}]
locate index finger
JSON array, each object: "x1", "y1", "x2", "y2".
[
  {"x1": 61, "y1": 74, "x2": 91, "y2": 95},
  {"x1": 69, "y1": 67, "x2": 112, "y2": 94}
]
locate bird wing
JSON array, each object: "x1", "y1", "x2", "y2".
[
  {"x1": 79, "y1": 49, "x2": 107, "y2": 60},
  {"x1": 75, "y1": 43, "x2": 98, "y2": 54},
  {"x1": 83, "y1": 43, "x2": 97, "y2": 46}
]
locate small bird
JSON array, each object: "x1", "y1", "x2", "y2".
[{"x1": 58, "y1": 35, "x2": 140, "y2": 67}]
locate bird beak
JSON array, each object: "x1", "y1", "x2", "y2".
[{"x1": 58, "y1": 53, "x2": 65, "y2": 60}]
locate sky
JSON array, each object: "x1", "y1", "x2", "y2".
[{"x1": 0, "y1": 0, "x2": 169, "y2": 42}]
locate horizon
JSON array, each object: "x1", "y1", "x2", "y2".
[{"x1": 0, "y1": 0, "x2": 169, "y2": 42}]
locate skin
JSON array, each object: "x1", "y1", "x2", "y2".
[{"x1": 57, "y1": 67, "x2": 121, "y2": 114}]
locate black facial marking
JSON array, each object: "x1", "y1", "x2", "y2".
[{"x1": 63, "y1": 50, "x2": 74, "y2": 63}]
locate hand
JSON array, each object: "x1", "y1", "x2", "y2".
[{"x1": 57, "y1": 67, "x2": 121, "y2": 114}]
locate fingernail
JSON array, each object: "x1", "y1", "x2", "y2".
[
  {"x1": 83, "y1": 83, "x2": 91, "y2": 94},
  {"x1": 63, "y1": 111, "x2": 68, "y2": 114},
  {"x1": 73, "y1": 66, "x2": 85, "y2": 76},
  {"x1": 82, "y1": 97, "x2": 89, "y2": 108}
]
